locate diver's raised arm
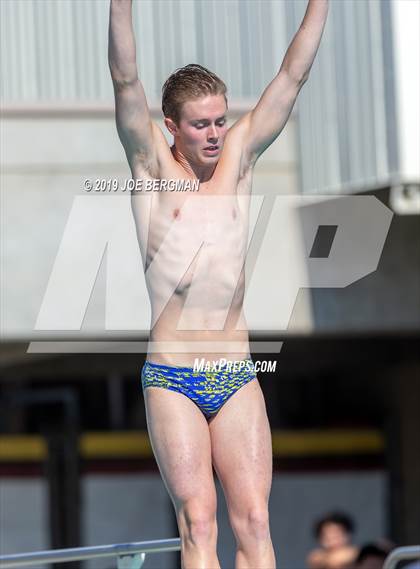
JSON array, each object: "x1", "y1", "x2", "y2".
[
  {"x1": 108, "y1": 0, "x2": 158, "y2": 173},
  {"x1": 233, "y1": 0, "x2": 329, "y2": 165}
]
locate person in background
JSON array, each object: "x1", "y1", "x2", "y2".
[
  {"x1": 307, "y1": 511, "x2": 359, "y2": 569},
  {"x1": 353, "y1": 541, "x2": 394, "y2": 569}
]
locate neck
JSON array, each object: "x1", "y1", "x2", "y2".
[{"x1": 171, "y1": 145, "x2": 216, "y2": 183}]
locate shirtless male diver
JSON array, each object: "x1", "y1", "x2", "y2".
[{"x1": 108, "y1": 1, "x2": 328, "y2": 567}]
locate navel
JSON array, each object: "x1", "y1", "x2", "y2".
[
  {"x1": 173, "y1": 208, "x2": 181, "y2": 219},
  {"x1": 232, "y1": 208, "x2": 237, "y2": 220}
]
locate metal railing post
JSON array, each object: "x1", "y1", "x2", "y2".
[
  {"x1": 383, "y1": 545, "x2": 420, "y2": 569},
  {"x1": 116, "y1": 553, "x2": 145, "y2": 569}
]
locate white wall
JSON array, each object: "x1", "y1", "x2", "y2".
[{"x1": 390, "y1": 0, "x2": 420, "y2": 183}]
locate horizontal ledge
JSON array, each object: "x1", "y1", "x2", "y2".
[
  {"x1": 0, "y1": 100, "x2": 259, "y2": 118},
  {"x1": 1, "y1": 164, "x2": 296, "y2": 176},
  {"x1": 0, "y1": 429, "x2": 385, "y2": 462}
]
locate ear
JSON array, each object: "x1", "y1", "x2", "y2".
[{"x1": 164, "y1": 117, "x2": 178, "y2": 136}]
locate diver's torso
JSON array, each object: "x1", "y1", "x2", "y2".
[{"x1": 130, "y1": 126, "x2": 253, "y2": 365}]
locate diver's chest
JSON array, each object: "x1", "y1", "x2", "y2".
[{"x1": 156, "y1": 193, "x2": 241, "y2": 227}]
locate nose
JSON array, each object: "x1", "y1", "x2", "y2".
[{"x1": 207, "y1": 124, "x2": 218, "y2": 143}]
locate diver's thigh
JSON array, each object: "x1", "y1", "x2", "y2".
[
  {"x1": 144, "y1": 386, "x2": 216, "y2": 508},
  {"x1": 208, "y1": 379, "x2": 272, "y2": 514}
]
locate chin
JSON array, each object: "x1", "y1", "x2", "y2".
[{"x1": 202, "y1": 154, "x2": 219, "y2": 164}]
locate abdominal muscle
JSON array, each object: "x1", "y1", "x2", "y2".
[
  {"x1": 143, "y1": 192, "x2": 251, "y2": 367},
  {"x1": 148, "y1": 303, "x2": 251, "y2": 367}
]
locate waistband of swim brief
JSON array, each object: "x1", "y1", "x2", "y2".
[{"x1": 143, "y1": 357, "x2": 253, "y2": 373}]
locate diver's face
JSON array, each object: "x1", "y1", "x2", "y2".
[
  {"x1": 319, "y1": 523, "x2": 350, "y2": 550},
  {"x1": 175, "y1": 94, "x2": 228, "y2": 166}
]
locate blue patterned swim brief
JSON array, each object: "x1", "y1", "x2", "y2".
[{"x1": 141, "y1": 358, "x2": 257, "y2": 418}]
